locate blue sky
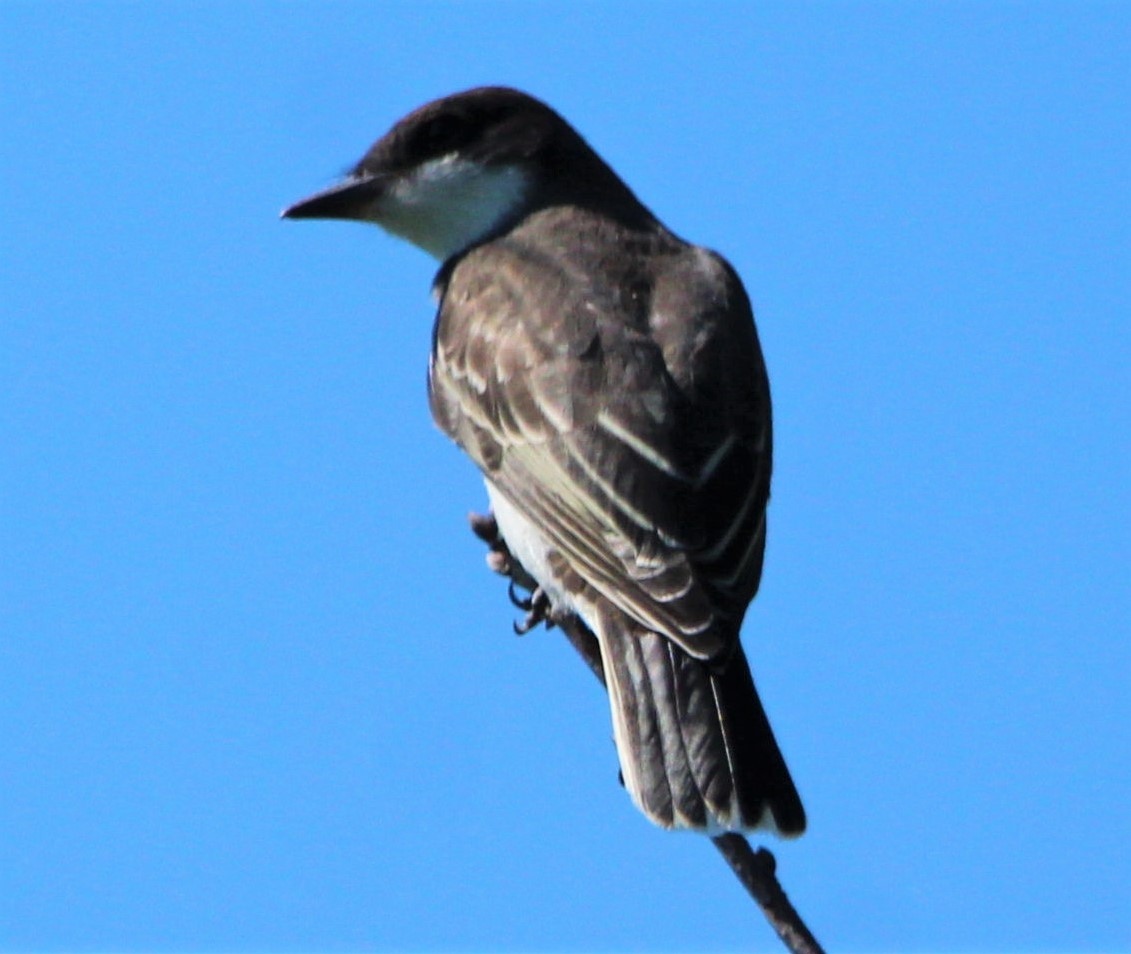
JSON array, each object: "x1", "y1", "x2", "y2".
[{"x1": 2, "y1": 2, "x2": 1128, "y2": 951}]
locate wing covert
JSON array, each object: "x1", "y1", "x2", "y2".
[{"x1": 428, "y1": 227, "x2": 771, "y2": 660}]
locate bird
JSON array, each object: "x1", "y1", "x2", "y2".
[{"x1": 282, "y1": 86, "x2": 805, "y2": 836}]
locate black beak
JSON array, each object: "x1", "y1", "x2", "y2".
[{"x1": 281, "y1": 174, "x2": 385, "y2": 221}]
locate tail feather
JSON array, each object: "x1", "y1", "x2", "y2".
[{"x1": 595, "y1": 605, "x2": 805, "y2": 835}]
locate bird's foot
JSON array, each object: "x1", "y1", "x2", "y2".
[
  {"x1": 468, "y1": 510, "x2": 552, "y2": 634},
  {"x1": 469, "y1": 510, "x2": 507, "y2": 568},
  {"x1": 511, "y1": 584, "x2": 553, "y2": 635},
  {"x1": 469, "y1": 510, "x2": 537, "y2": 586}
]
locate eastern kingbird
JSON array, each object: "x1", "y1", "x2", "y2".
[{"x1": 283, "y1": 87, "x2": 805, "y2": 836}]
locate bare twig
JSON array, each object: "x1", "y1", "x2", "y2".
[
  {"x1": 469, "y1": 511, "x2": 826, "y2": 954},
  {"x1": 711, "y1": 833, "x2": 826, "y2": 954}
]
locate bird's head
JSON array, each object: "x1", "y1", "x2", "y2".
[{"x1": 282, "y1": 86, "x2": 643, "y2": 261}]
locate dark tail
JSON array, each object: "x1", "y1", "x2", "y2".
[{"x1": 595, "y1": 607, "x2": 805, "y2": 835}]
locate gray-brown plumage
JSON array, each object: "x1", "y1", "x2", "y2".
[{"x1": 283, "y1": 86, "x2": 804, "y2": 835}]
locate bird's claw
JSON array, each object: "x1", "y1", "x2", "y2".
[
  {"x1": 508, "y1": 579, "x2": 532, "y2": 611},
  {"x1": 513, "y1": 586, "x2": 552, "y2": 635},
  {"x1": 468, "y1": 509, "x2": 552, "y2": 634}
]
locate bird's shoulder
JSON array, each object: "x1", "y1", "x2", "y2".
[
  {"x1": 429, "y1": 210, "x2": 770, "y2": 508},
  {"x1": 434, "y1": 210, "x2": 757, "y2": 385}
]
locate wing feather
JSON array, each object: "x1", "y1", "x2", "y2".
[{"x1": 429, "y1": 227, "x2": 771, "y2": 660}]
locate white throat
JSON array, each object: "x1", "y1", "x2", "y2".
[{"x1": 372, "y1": 155, "x2": 530, "y2": 260}]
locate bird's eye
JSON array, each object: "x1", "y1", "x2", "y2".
[{"x1": 419, "y1": 113, "x2": 469, "y2": 155}]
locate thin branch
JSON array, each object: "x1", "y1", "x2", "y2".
[
  {"x1": 711, "y1": 834, "x2": 826, "y2": 954},
  {"x1": 469, "y1": 512, "x2": 826, "y2": 954}
]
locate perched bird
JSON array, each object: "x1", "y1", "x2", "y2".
[{"x1": 283, "y1": 86, "x2": 805, "y2": 836}]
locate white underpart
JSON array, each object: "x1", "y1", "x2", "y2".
[
  {"x1": 485, "y1": 481, "x2": 577, "y2": 615},
  {"x1": 373, "y1": 155, "x2": 530, "y2": 261}
]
